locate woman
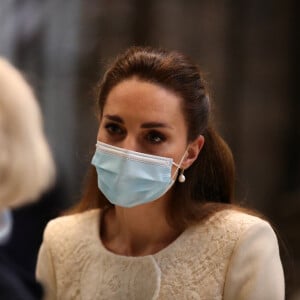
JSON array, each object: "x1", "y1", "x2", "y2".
[
  {"x1": 36, "y1": 47, "x2": 284, "y2": 299},
  {"x1": 0, "y1": 57, "x2": 55, "y2": 299}
]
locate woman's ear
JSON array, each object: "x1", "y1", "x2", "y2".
[{"x1": 181, "y1": 135, "x2": 205, "y2": 170}]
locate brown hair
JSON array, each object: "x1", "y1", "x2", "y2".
[{"x1": 73, "y1": 46, "x2": 236, "y2": 230}]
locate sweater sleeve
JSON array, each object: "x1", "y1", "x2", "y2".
[
  {"x1": 36, "y1": 238, "x2": 57, "y2": 300},
  {"x1": 223, "y1": 220, "x2": 285, "y2": 300}
]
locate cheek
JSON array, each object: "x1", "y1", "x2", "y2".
[{"x1": 165, "y1": 144, "x2": 188, "y2": 172}]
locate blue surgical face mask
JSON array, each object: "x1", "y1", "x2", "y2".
[{"x1": 91, "y1": 141, "x2": 186, "y2": 208}]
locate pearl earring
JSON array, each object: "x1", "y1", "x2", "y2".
[{"x1": 178, "y1": 169, "x2": 186, "y2": 183}]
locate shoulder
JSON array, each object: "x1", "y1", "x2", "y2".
[
  {"x1": 205, "y1": 209, "x2": 283, "y2": 281},
  {"x1": 204, "y1": 208, "x2": 273, "y2": 238},
  {"x1": 185, "y1": 208, "x2": 278, "y2": 257},
  {"x1": 156, "y1": 209, "x2": 283, "y2": 298},
  {"x1": 211, "y1": 209, "x2": 280, "y2": 255},
  {"x1": 42, "y1": 209, "x2": 100, "y2": 244},
  {"x1": 218, "y1": 210, "x2": 285, "y2": 299},
  {"x1": 37, "y1": 209, "x2": 103, "y2": 299},
  {"x1": 174, "y1": 208, "x2": 273, "y2": 255}
]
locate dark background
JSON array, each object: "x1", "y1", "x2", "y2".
[{"x1": 0, "y1": 1, "x2": 299, "y2": 298}]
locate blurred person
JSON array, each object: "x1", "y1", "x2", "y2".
[
  {"x1": 0, "y1": 170, "x2": 68, "y2": 281},
  {"x1": 37, "y1": 46, "x2": 284, "y2": 299},
  {"x1": 0, "y1": 57, "x2": 55, "y2": 299}
]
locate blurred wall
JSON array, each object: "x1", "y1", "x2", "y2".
[{"x1": 0, "y1": 0, "x2": 299, "y2": 298}]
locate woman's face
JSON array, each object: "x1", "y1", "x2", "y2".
[{"x1": 97, "y1": 77, "x2": 202, "y2": 170}]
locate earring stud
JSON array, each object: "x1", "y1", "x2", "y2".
[{"x1": 178, "y1": 169, "x2": 186, "y2": 183}]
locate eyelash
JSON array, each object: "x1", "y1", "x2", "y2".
[
  {"x1": 145, "y1": 130, "x2": 166, "y2": 144},
  {"x1": 104, "y1": 123, "x2": 125, "y2": 136},
  {"x1": 104, "y1": 123, "x2": 166, "y2": 145}
]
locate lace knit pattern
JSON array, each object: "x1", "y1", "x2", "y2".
[{"x1": 40, "y1": 209, "x2": 265, "y2": 300}]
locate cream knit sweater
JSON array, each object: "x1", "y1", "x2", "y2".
[{"x1": 36, "y1": 209, "x2": 284, "y2": 300}]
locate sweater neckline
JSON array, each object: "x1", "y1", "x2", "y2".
[{"x1": 92, "y1": 208, "x2": 192, "y2": 260}]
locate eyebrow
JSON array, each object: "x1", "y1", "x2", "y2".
[
  {"x1": 103, "y1": 114, "x2": 173, "y2": 129},
  {"x1": 140, "y1": 122, "x2": 172, "y2": 129},
  {"x1": 104, "y1": 115, "x2": 124, "y2": 123}
]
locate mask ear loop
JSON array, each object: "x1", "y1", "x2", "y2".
[{"x1": 172, "y1": 148, "x2": 189, "y2": 183}]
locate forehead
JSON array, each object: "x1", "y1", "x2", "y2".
[{"x1": 104, "y1": 78, "x2": 184, "y2": 119}]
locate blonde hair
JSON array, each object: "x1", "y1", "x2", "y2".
[{"x1": 0, "y1": 58, "x2": 55, "y2": 209}]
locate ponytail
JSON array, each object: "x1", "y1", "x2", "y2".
[
  {"x1": 193, "y1": 126, "x2": 235, "y2": 203},
  {"x1": 168, "y1": 125, "x2": 235, "y2": 230}
]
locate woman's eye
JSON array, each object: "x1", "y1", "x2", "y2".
[
  {"x1": 146, "y1": 131, "x2": 166, "y2": 144},
  {"x1": 105, "y1": 123, "x2": 125, "y2": 136}
]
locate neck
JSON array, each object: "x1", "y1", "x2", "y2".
[{"x1": 101, "y1": 198, "x2": 180, "y2": 256}]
